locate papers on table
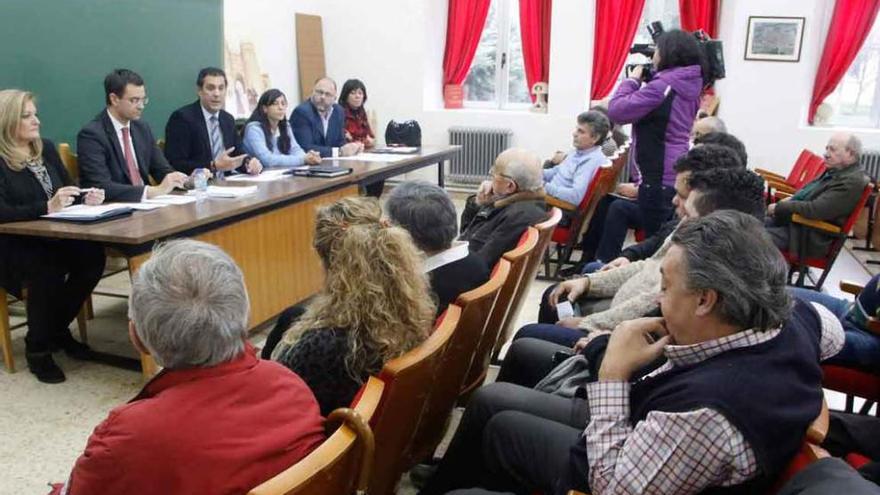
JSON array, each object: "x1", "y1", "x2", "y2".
[
  {"x1": 42, "y1": 203, "x2": 133, "y2": 221},
  {"x1": 329, "y1": 153, "x2": 408, "y2": 163},
  {"x1": 144, "y1": 195, "x2": 198, "y2": 205},
  {"x1": 224, "y1": 169, "x2": 290, "y2": 182},
  {"x1": 372, "y1": 146, "x2": 419, "y2": 154},
  {"x1": 126, "y1": 203, "x2": 166, "y2": 211},
  {"x1": 186, "y1": 185, "x2": 258, "y2": 198}
]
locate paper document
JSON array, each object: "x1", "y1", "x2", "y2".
[
  {"x1": 556, "y1": 300, "x2": 575, "y2": 320},
  {"x1": 328, "y1": 153, "x2": 406, "y2": 163},
  {"x1": 187, "y1": 185, "x2": 258, "y2": 198},
  {"x1": 144, "y1": 195, "x2": 197, "y2": 205},
  {"x1": 372, "y1": 146, "x2": 419, "y2": 154},
  {"x1": 42, "y1": 203, "x2": 131, "y2": 220},
  {"x1": 126, "y1": 203, "x2": 166, "y2": 211},
  {"x1": 224, "y1": 169, "x2": 289, "y2": 182}
]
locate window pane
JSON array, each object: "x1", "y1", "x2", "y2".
[
  {"x1": 507, "y1": 4, "x2": 531, "y2": 104},
  {"x1": 464, "y1": 0, "x2": 499, "y2": 103},
  {"x1": 828, "y1": 18, "x2": 880, "y2": 128}
]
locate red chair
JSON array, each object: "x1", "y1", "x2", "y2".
[
  {"x1": 781, "y1": 183, "x2": 873, "y2": 290},
  {"x1": 757, "y1": 150, "x2": 824, "y2": 203}
]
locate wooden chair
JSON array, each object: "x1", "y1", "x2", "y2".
[
  {"x1": 0, "y1": 287, "x2": 88, "y2": 373},
  {"x1": 460, "y1": 229, "x2": 538, "y2": 400},
  {"x1": 491, "y1": 208, "x2": 562, "y2": 360},
  {"x1": 157, "y1": 138, "x2": 165, "y2": 151},
  {"x1": 821, "y1": 280, "x2": 880, "y2": 416},
  {"x1": 758, "y1": 151, "x2": 825, "y2": 204},
  {"x1": 781, "y1": 183, "x2": 874, "y2": 289},
  {"x1": 58, "y1": 143, "x2": 80, "y2": 180},
  {"x1": 408, "y1": 261, "x2": 510, "y2": 466},
  {"x1": 247, "y1": 377, "x2": 383, "y2": 495},
  {"x1": 366, "y1": 305, "x2": 463, "y2": 495}
]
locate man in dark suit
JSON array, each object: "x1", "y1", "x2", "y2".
[
  {"x1": 766, "y1": 133, "x2": 869, "y2": 257},
  {"x1": 164, "y1": 67, "x2": 263, "y2": 177},
  {"x1": 291, "y1": 77, "x2": 362, "y2": 158},
  {"x1": 77, "y1": 69, "x2": 188, "y2": 202}
]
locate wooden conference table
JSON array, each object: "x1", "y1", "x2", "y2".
[{"x1": 0, "y1": 146, "x2": 460, "y2": 378}]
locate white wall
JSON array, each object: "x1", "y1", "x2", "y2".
[{"x1": 235, "y1": 0, "x2": 880, "y2": 177}]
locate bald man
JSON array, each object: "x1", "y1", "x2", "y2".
[
  {"x1": 291, "y1": 77, "x2": 361, "y2": 158},
  {"x1": 767, "y1": 132, "x2": 869, "y2": 257},
  {"x1": 691, "y1": 115, "x2": 726, "y2": 140}
]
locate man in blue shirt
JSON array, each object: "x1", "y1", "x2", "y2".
[{"x1": 543, "y1": 110, "x2": 610, "y2": 205}]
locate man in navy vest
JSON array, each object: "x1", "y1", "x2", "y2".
[{"x1": 420, "y1": 211, "x2": 844, "y2": 495}]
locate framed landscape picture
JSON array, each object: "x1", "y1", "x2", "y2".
[{"x1": 744, "y1": 16, "x2": 806, "y2": 62}]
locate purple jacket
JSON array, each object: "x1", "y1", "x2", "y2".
[{"x1": 608, "y1": 65, "x2": 703, "y2": 187}]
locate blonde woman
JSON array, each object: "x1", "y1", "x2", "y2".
[
  {"x1": 0, "y1": 89, "x2": 106, "y2": 383},
  {"x1": 270, "y1": 196, "x2": 434, "y2": 415}
]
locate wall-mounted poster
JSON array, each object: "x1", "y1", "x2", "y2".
[{"x1": 744, "y1": 16, "x2": 806, "y2": 62}]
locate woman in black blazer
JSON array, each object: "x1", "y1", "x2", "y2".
[{"x1": 0, "y1": 90, "x2": 106, "y2": 383}]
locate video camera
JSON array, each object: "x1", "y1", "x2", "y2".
[{"x1": 625, "y1": 21, "x2": 725, "y2": 86}]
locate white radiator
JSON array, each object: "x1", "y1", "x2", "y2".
[
  {"x1": 862, "y1": 150, "x2": 880, "y2": 182},
  {"x1": 448, "y1": 127, "x2": 513, "y2": 185}
]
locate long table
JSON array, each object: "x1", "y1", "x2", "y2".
[{"x1": 0, "y1": 146, "x2": 460, "y2": 377}]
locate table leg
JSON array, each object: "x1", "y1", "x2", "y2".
[{"x1": 438, "y1": 160, "x2": 445, "y2": 188}]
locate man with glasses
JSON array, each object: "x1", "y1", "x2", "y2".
[
  {"x1": 78, "y1": 69, "x2": 187, "y2": 202},
  {"x1": 291, "y1": 77, "x2": 361, "y2": 158}
]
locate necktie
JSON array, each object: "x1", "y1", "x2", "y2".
[
  {"x1": 121, "y1": 127, "x2": 143, "y2": 186},
  {"x1": 210, "y1": 115, "x2": 226, "y2": 178}
]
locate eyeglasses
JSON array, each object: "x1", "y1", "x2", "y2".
[
  {"x1": 314, "y1": 89, "x2": 336, "y2": 99},
  {"x1": 127, "y1": 97, "x2": 149, "y2": 106},
  {"x1": 489, "y1": 166, "x2": 517, "y2": 186}
]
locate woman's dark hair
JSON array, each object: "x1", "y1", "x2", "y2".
[
  {"x1": 339, "y1": 79, "x2": 368, "y2": 109},
  {"x1": 246, "y1": 88, "x2": 290, "y2": 154},
  {"x1": 655, "y1": 29, "x2": 708, "y2": 82}
]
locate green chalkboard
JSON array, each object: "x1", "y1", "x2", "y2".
[{"x1": 0, "y1": 0, "x2": 222, "y2": 149}]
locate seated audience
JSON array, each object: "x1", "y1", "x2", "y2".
[
  {"x1": 339, "y1": 78, "x2": 384, "y2": 196},
  {"x1": 77, "y1": 69, "x2": 188, "y2": 202},
  {"x1": 51, "y1": 240, "x2": 325, "y2": 494},
  {"x1": 691, "y1": 115, "x2": 726, "y2": 140},
  {"x1": 420, "y1": 211, "x2": 843, "y2": 495},
  {"x1": 270, "y1": 197, "x2": 434, "y2": 415},
  {"x1": 789, "y1": 273, "x2": 880, "y2": 372},
  {"x1": 502, "y1": 167, "x2": 774, "y2": 387},
  {"x1": 577, "y1": 132, "x2": 746, "y2": 272},
  {"x1": 543, "y1": 110, "x2": 610, "y2": 205},
  {"x1": 0, "y1": 89, "x2": 105, "y2": 383},
  {"x1": 530, "y1": 145, "x2": 748, "y2": 345},
  {"x1": 460, "y1": 148, "x2": 548, "y2": 266},
  {"x1": 767, "y1": 132, "x2": 869, "y2": 257},
  {"x1": 385, "y1": 180, "x2": 490, "y2": 316},
  {"x1": 291, "y1": 77, "x2": 361, "y2": 158},
  {"x1": 242, "y1": 88, "x2": 321, "y2": 168},
  {"x1": 164, "y1": 67, "x2": 263, "y2": 177},
  {"x1": 339, "y1": 78, "x2": 375, "y2": 148}
]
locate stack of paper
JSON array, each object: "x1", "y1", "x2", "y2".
[
  {"x1": 145, "y1": 195, "x2": 198, "y2": 205},
  {"x1": 224, "y1": 169, "x2": 289, "y2": 182},
  {"x1": 42, "y1": 203, "x2": 132, "y2": 221},
  {"x1": 187, "y1": 186, "x2": 258, "y2": 198},
  {"x1": 331, "y1": 153, "x2": 406, "y2": 163}
]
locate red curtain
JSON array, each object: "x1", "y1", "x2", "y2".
[
  {"x1": 442, "y1": 0, "x2": 492, "y2": 107},
  {"x1": 519, "y1": 0, "x2": 553, "y2": 101},
  {"x1": 809, "y1": 0, "x2": 880, "y2": 124},
  {"x1": 591, "y1": 0, "x2": 646, "y2": 100},
  {"x1": 679, "y1": 0, "x2": 718, "y2": 37}
]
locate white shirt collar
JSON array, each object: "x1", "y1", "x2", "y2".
[
  {"x1": 106, "y1": 108, "x2": 129, "y2": 133},
  {"x1": 423, "y1": 241, "x2": 470, "y2": 273},
  {"x1": 201, "y1": 104, "x2": 219, "y2": 124}
]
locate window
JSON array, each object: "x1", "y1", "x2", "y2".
[
  {"x1": 616, "y1": 0, "x2": 681, "y2": 85},
  {"x1": 463, "y1": 0, "x2": 531, "y2": 109},
  {"x1": 827, "y1": 17, "x2": 880, "y2": 129}
]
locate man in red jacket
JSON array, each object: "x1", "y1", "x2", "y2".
[{"x1": 51, "y1": 240, "x2": 325, "y2": 495}]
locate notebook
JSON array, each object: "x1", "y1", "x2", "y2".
[
  {"x1": 42, "y1": 204, "x2": 134, "y2": 223},
  {"x1": 287, "y1": 165, "x2": 353, "y2": 178}
]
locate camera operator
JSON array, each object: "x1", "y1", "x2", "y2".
[{"x1": 608, "y1": 29, "x2": 707, "y2": 236}]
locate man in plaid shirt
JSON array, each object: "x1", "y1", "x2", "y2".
[{"x1": 420, "y1": 211, "x2": 843, "y2": 495}]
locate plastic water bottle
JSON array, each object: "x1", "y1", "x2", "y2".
[{"x1": 194, "y1": 168, "x2": 208, "y2": 202}]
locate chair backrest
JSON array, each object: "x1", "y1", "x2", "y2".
[
  {"x1": 768, "y1": 399, "x2": 830, "y2": 494},
  {"x1": 407, "y1": 261, "x2": 509, "y2": 466},
  {"x1": 247, "y1": 378, "x2": 384, "y2": 495},
  {"x1": 798, "y1": 155, "x2": 826, "y2": 187},
  {"x1": 493, "y1": 208, "x2": 562, "y2": 358},
  {"x1": 787, "y1": 149, "x2": 814, "y2": 186},
  {"x1": 367, "y1": 305, "x2": 462, "y2": 495},
  {"x1": 58, "y1": 143, "x2": 80, "y2": 182},
  {"x1": 461, "y1": 229, "x2": 538, "y2": 399},
  {"x1": 552, "y1": 162, "x2": 614, "y2": 246},
  {"x1": 157, "y1": 138, "x2": 166, "y2": 151},
  {"x1": 841, "y1": 183, "x2": 875, "y2": 234}
]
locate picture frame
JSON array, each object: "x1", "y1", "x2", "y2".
[{"x1": 744, "y1": 16, "x2": 806, "y2": 62}]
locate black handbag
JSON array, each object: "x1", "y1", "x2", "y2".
[{"x1": 384, "y1": 120, "x2": 422, "y2": 147}]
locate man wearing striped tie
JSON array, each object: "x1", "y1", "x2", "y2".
[{"x1": 164, "y1": 67, "x2": 263, "y2": 178}]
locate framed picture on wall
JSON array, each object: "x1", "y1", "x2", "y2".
[{"x1": 744, "y1": 16, "x2": 806, "y2": 62}]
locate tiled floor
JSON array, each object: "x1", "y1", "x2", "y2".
[{"x1": 0, "y1": 235, "x2": 872, "y2": 494}]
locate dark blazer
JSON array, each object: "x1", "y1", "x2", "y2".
[
  {"x1": 429, "y1": 251, "x2": 490, "y2": 317},
  {"x1": 164, "y1": 100, "x2": 244, "y2": 174},
  {"x1": 77, "y1": 110, "x2": 174, "y2": 202},
  {"x1": 460, "y1": 191, "x2": 549, "y2": 267},
  {"x1": 0, "y1": 138, "x2": 72, "y2": 224},
  {"x1": 290, "y1": 100, "x2": 345, "y2": 157}
]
